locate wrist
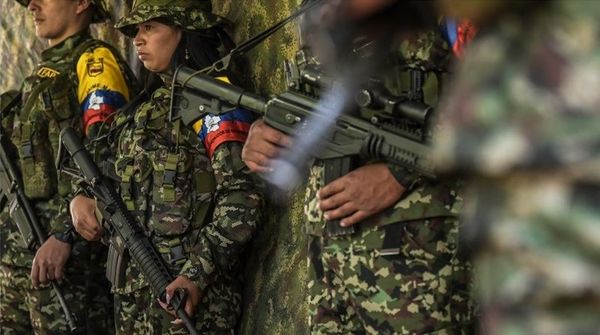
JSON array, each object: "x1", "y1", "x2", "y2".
[
  {"x1": 53, "y1": 228, "x2": 75, "y2": 245},
  {"x1": 387, "y1": 163, "x2": 422, "y2": 190}
]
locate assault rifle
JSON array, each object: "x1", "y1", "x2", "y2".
[
  {"x1": 170, "y1": 49, "x2": 434, "y2": 237},
  {"x1": 0, "y1": 94, "x2": 78, "y2": 332},
  {"x1": 60, "y1": 127, "x2": 200, "y2": 335}
]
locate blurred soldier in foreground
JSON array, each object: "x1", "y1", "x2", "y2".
[
  {"x1": 434, "y1": 0, "x2": 600, "y2": 333},
  {"x1": 242, "y1": 1, "x2": 475, "y2": 333},
  {"x1": 0, "y1": 0, "x2": 136, "y2": 333}
]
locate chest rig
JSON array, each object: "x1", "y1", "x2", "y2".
[
  {"x1": 112, "y1": 86, "x2": 216, "y2": 272},
  {"x1": 14, "y1": 38, "x2": 103, "y2": 200}
]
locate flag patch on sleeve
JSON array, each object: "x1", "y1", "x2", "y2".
[{"x1": 196, "y1": 109, "x2": 254, "y2": 158}]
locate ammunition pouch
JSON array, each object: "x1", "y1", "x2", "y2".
[
  {"x1": 19, "y1": 120, "x2": 58, "y2": 199},
  {"x1": 18, "y1": 71, "x2": 77, "y2": 200}
]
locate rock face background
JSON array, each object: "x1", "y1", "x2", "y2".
[{"x1": 1, "y1": 1, "x2": 309, "y2": 334}]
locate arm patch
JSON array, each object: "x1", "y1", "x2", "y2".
[
  {"x1": 76, "y1": 46, "x2": 129, "y2": 134},
  {"x1": 196, "y1": 109, "x2": 254, "y2": 159}
]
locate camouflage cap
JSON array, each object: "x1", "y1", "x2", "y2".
[
  {"x1": 115, "y1": 0, "x2": 224, "y2": 37},
  {"x1": 15, "y1": 0, "x2": 110, "y2": 23}
]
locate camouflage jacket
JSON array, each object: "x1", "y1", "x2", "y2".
[
  {"x1": 433, "y1": 0, "x2": 600, "y2": 312},
  {"x1": 112, "y1": 85, "x2": 263, "y2": 294},
  {"x1": 305, "y1": 27, "x2": 461, "y2": 236},
  {"x1": 1, "y1": 29, "x2": 136, "y2": 267}
]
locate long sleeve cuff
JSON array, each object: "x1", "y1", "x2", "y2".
[
  {"x1": 178, "y1": 245, "x2": 217, "y2": 291},
  {"x1": 386, "y1": 163, "x2": 423, "y2": 190}
]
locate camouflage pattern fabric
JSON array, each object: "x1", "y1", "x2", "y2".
[
  {"x1": 1, "y1": 19, "x2": 137, "y2": 334},
  {"x1": 0, "y1": 263, "x2": 31, "y2": 334},
  {"x1": 1, "y1": 218, "x2": 114, "y2": 335},
  {"x1": 433, "y1": 1, "x2": 600, "y2": 334},
  {"x1": 306, "y1": 218, "x2": 470, "y2": 334},
  {"x1": 111, "y1": 84, "x2": 262, "y2": 333},
  {"x1": 211, "y1": 2, "x2": 312, "y2": 334},
  {"x1": 115, "y1": 0, "x2": 223, "y2": 38},
  {"x1": 115, "y1": 279, "x2": 240, "y2": 334},
  {"x1": 304, "y1": 27, "x2": 475, "y2": 334}
]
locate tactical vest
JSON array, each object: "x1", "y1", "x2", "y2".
[
  {"x1": 13, "y1": 33, "x2": 136, "y2": 200},
  {"x1": 113, "y1": 87, "x2": 216, "y2": 290}
]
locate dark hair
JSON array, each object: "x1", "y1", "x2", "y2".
[{"x1": 169, "y1": 25, "x2": 236, "y2": 75}]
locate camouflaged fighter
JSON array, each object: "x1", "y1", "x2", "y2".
[
  {"x1": 68, "y1": 0, "x2": 263, "y2": 333},
  {"x1": 0, "y1": 0, "x2": 137, "y2": 333}
]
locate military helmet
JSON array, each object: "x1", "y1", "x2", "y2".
[
  {"x1": 115, "y1": 0, "x2": 224, "y2": 37},
  {"x1": 15, "y1": 0, "x2": 110, "y2": 23}
]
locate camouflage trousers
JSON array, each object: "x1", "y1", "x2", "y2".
[
  {"x1": 307, "y1": 217, "x2": 475, "y2": 335},
  {"x1": 0, "y1": 240, "x2": 114, "y2": 334},
  {"x1": 114, "y1": 277, "x2": 242, "y2": 335}
]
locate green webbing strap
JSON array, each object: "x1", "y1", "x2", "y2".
[
  {"x1": 20, "y1": 122, "x2": 33, "y2": 159},
  {"x1": 161, "y1": 153, "x2": 178, "y2": 203},
  {"x1": 20, "y1": 78, "x2": 52, "y2": 124},
  {"x1": 172, "y1": 119, "x2": 181, "y2": 150},
  {"x1": 119, "y1": 162, "x2": 135, "y2": 211}
]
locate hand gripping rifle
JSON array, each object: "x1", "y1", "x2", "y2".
[
  {"x1": 169, "y1": 49, "x2": 434, "y2": 237},
  {"x1": 60, "y1": 127, "x2": 200, "y2": 335},
  {"x1": 0, "y1": 95, "x2": 78, "y2": 332}
]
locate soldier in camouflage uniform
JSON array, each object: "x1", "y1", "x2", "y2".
[
  {"x1": 0, "y1": 0, "x2": 138, "y2": 334},
  {"x1": 242, "y1": 2, "x2": 474, "y2": 334},
  {"x1": 70, "y1": 0, "x2": 263, "y2": 334},
  {"x1": 433, "y1": 0, "x2": 600, "y2": 334}
]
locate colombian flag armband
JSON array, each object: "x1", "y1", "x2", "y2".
[{"x1": 76, "y1": 46, "x2": 129, "y2": 134}]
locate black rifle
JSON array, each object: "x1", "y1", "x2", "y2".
[
  {"x1": 169, "y1": 50, "x2": 434, "y2": 237},
  {"x1": 0, "y1": 94, "x2": 78, "y2": 332},
  {"x1": 60, "y1": 127, "x2": 200, "y2": 335}
]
